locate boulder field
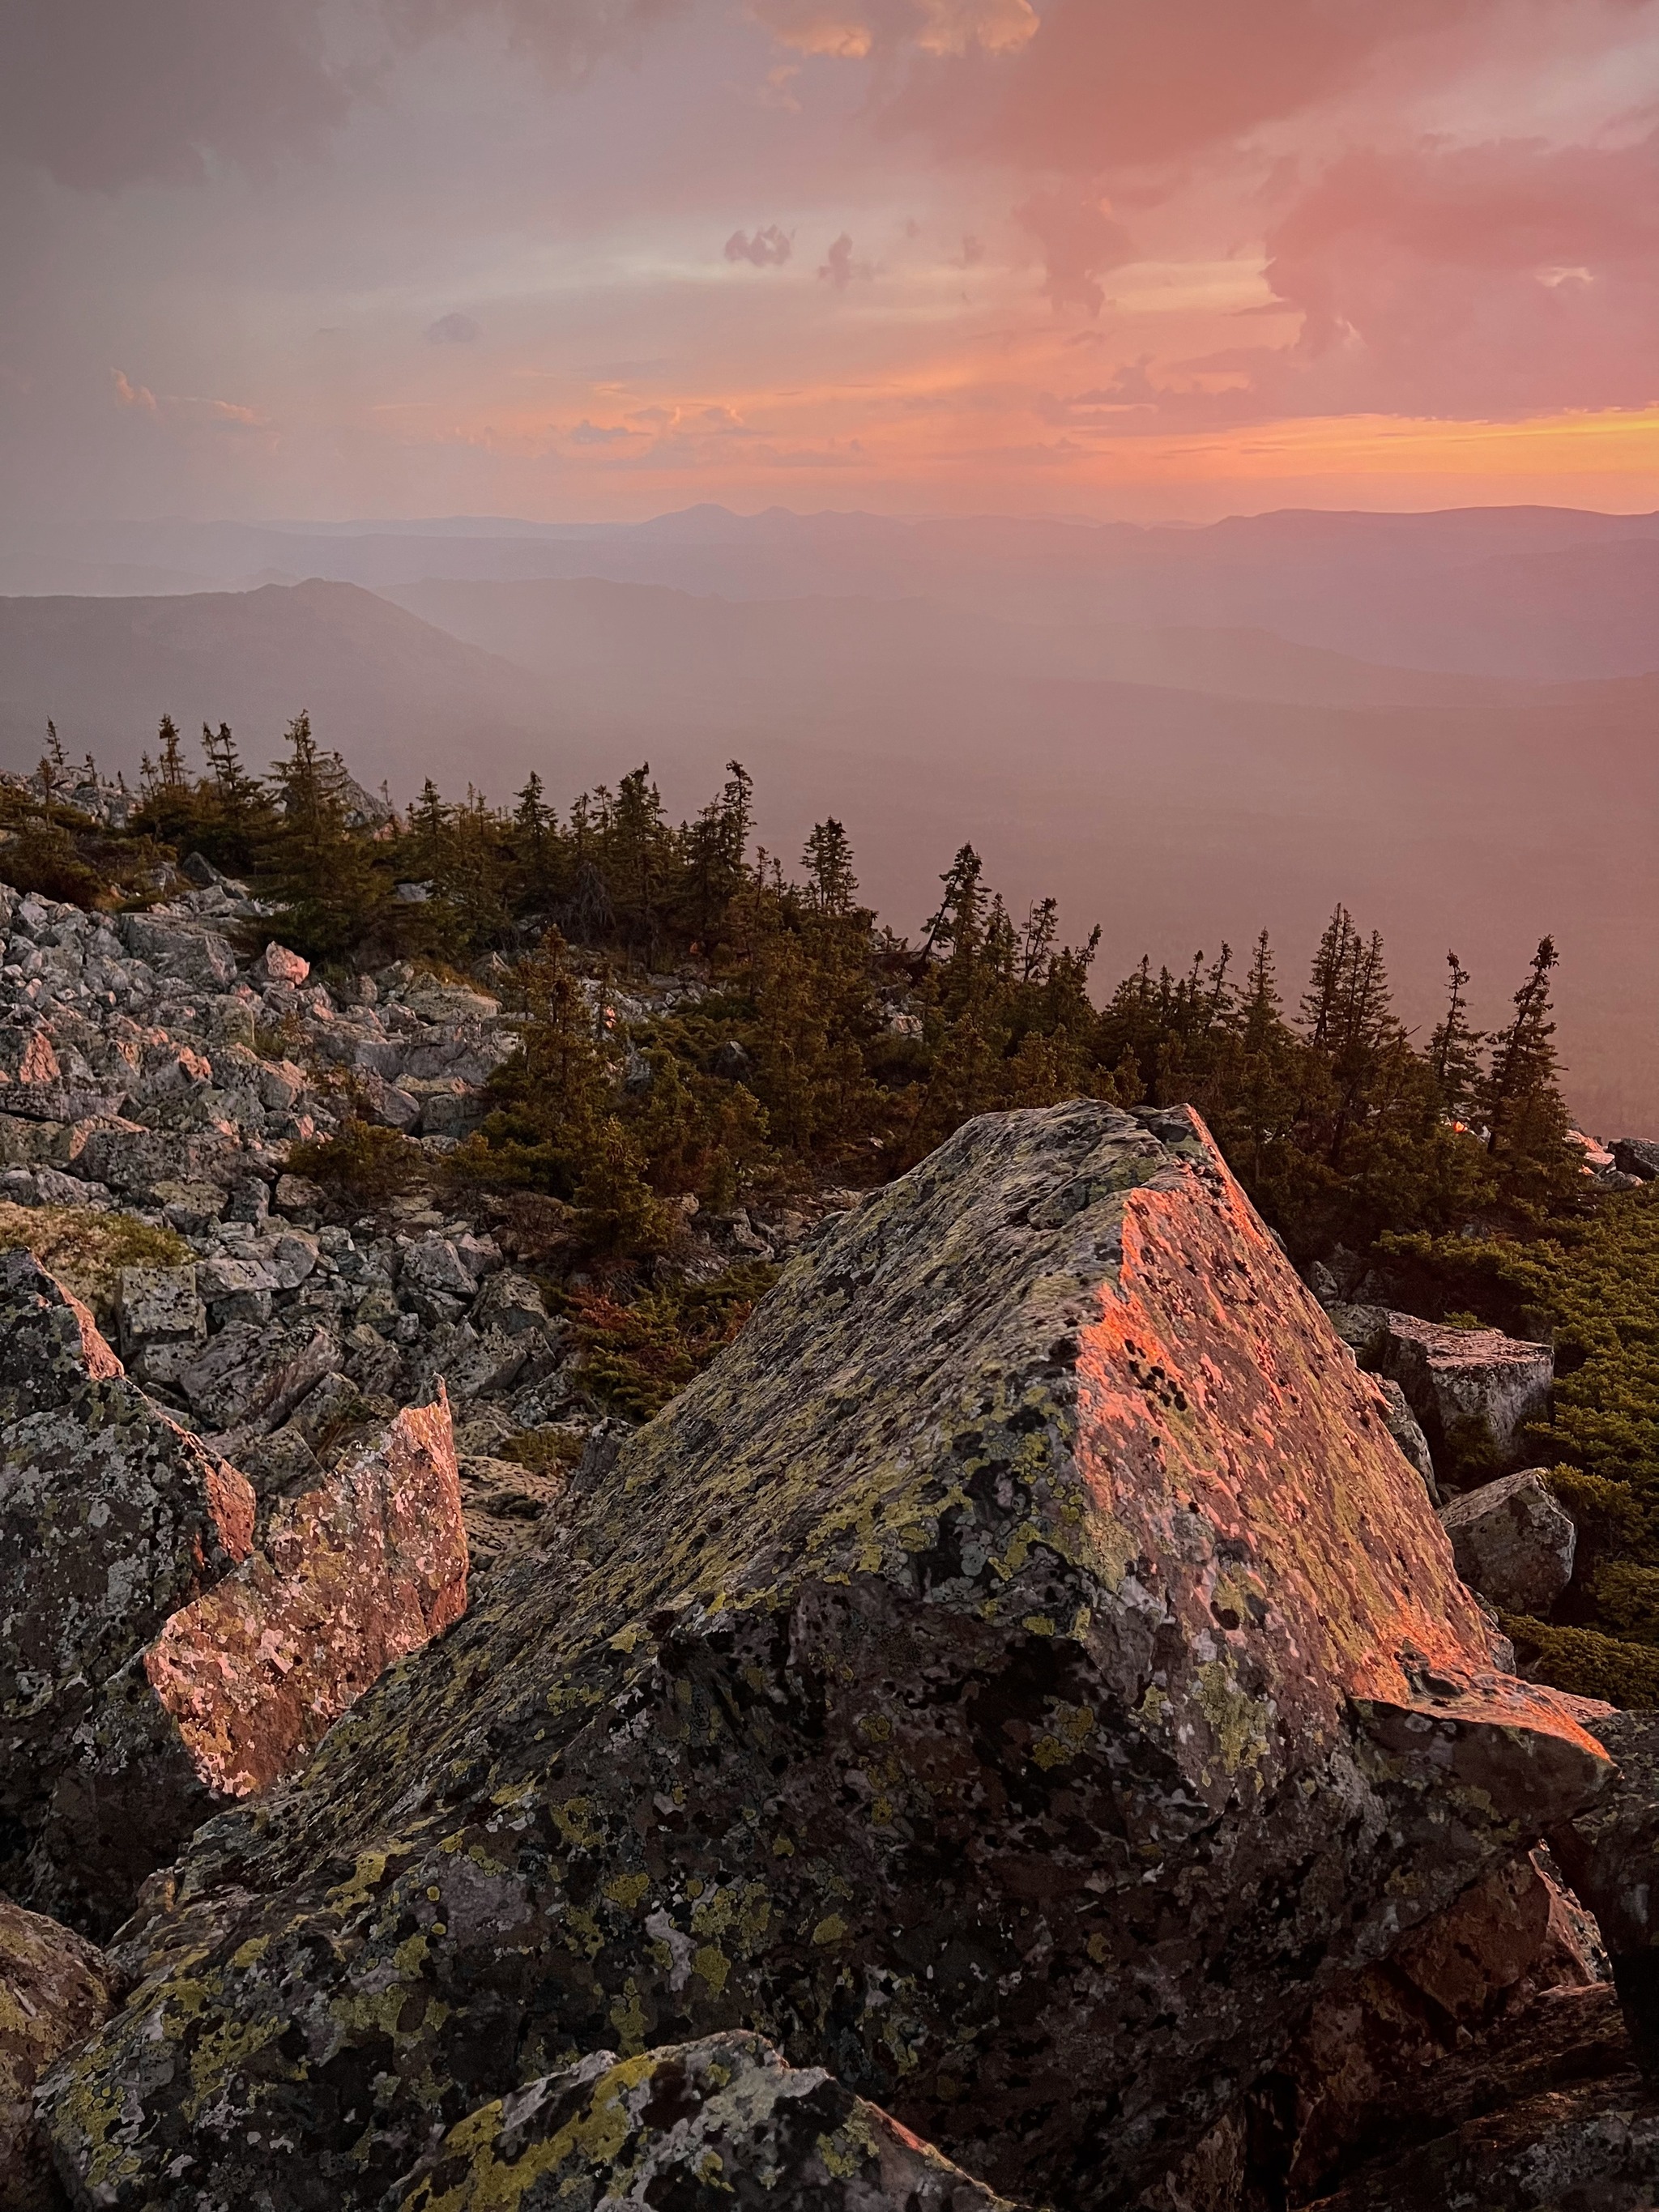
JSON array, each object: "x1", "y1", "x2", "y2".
[{"x1": 24, "y1": 1097, "x2": 1648, "y2": 2211}]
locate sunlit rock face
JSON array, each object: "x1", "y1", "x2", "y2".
[
  {"x1": 0, "y1": 1250, "x2": 258, "y2": 1929},
  {"x1": 45, "y1": 1103, "x2": 1608, "y2": 2212},
  {"x1": 0, "y1": 1246, "x2": 467, "y2": 1938}
]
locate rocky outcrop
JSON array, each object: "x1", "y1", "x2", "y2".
[
  {"x1": 143, "y1": 1392, "x2": 467, "y2": 1801},
  {"x1": 1375, "y1": 1315, "x2": 1553, "y2": 1477},
  {"x1": 0, "y1": 1251, "x2": 257, "y2": 1923},
  {"x1": 1613, "y1": 1137, "x2": 1659, "y2": 1182},
  {"x1": 0, "y1": 1243, "x2": 467, "y2": 1934},
  {"x1": 395, "y1": 2032, "x2": 1019, "y2": 2211},
  {"x1": 0, "y1": 1897, "x2": 117, "y2": 2212},
  {"x1": 1244, "y1": 1848, "x2": 1605, "y2": 2203},
  {"x1": 43, "y1": 1102, "x2": 1609, "y2": 2212},
  {"x1": 1309, "y1": 2069, "x2": 1659, "y2": 2212},
  {"x1": 1371, "y1": 1376, "x2": 1437, "y2": 1498},
  {"x1": 1326, "y1": 1302, "x2": 1556, "y2": 1482},
  {"x1": 1441, "y1": 1468, "x2": 1577, "y2": 1614}
]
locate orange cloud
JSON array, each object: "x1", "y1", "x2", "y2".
[
  {"x1": 913, "y1": 0, "x2": 1038, "y2": 57},
  {"x1": 750, "y1": 2, "x2": 874, "y2": 58},
  {"x1": 111, "y1": 369, "x2": 158, "y2": 413}
]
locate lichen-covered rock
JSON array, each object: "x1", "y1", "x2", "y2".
[
  {"x1": 43, "y1": 1104, "x2": 1609, "y2": 2212},
  {"x1": 0, "y1": 1251, "x2": 256, "y2": 1920},
  {"x1": 22, "y1": 1392, "x2": 465, "y2": 1937},
  {"x1": 1307, "y1": 2071, "x2": 1659, "y2": 2212},
  {"x1": 1551, "y1": 1711, "x2": 1659, "y2": 2076},
  {"x1": 1375, "y1": 1315, "x2": 1553, "y2": 1474},
  {"x1": 117, "y1": 912, "x2": 237, "y2": 990},
  {"x1": 395, "y1": 2032, "x2": 1020, "y2": 2211},
  {"x1": 457, "y1": 1451, "x2": 565, "y2": 1575},
  {"x1": 180, "y1": 1316, "x2": 339, "y2": 1434},
  {"x1": 115, "y1": 1263, "x2": 206, "y2": 1383},
  {"x1": 143, "y1": 1392, "x2": 467, "y2": 1801},
  {"x1": 1440, "y1": 1468, "x2": 1576, "y2": 1613},
  {"x1": 1371, "y1": 1377, "x2": 1437, "y2": 1498},
  {"x1": 0, "y1": 1897, "x2": 117, "y2": 2212},
  {"x1": 1243, "y1": 1848, "x2": 1604, "y2": 2203},
  {"x1": 1613, "y1": 1138, "x2": 1659, "y2": 1182},
  {"x1": 253, "y1": 942, "x2": 309, "y2": 987}
]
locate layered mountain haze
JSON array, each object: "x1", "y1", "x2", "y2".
[
  {"x1": 2, "y1": 502, "x2": 1656, "y2": 1128},
  {"x1": 11, "y1": 505, "x2": 1659, "y2": 679}
]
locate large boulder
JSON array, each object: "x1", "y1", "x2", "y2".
[
  {"x1": 1440, "y1": 1468, "x2": 1576, "y2": 1614},
  {"x1": 394, "y1": 2032, "x2": 1018, "y2": 2211},
  {"x1": 0, "y1": 1246, "x2": 467, "y2": 1936},
  {"x1": 1375, "y1": 1315, "x2": 1553, "y2": 1477},
  {"x1": 0, "y1": 1251, "x2": 257, "y2": 1921},
  {"x1": 22, "y1": 1392, "x2": 467, "y2": 1938},
  {"x1": 117, "y1": 912, "x2": 238, "y2": 991},
  {"x1": 0, "y1": 1897, "x2": 117, "y2": 2212},
  {"x1": 42, "y1": 1105, "x2": 1609, "y2": 2212},
  {"x1": 141, "y1": 1392, "x2": 467, "y2": 1802}
]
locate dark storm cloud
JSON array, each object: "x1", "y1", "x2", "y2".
[
  {"x1": 2, "y1": 0, "x2": 684, "y2": 191},
  {"x1": 2, "y1": 0, "x2": 351, "y2": 189}
]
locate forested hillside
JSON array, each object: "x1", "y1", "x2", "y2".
[{"x1": 6, "y1": 711, "x2": 1659, "y2": 1701}]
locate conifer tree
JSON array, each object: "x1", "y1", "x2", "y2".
[
  {"x1": 198, "y1": 720, "x2": 271, "y2": 868},
  {"x1": 154, "y1": 715, "x2": 188, "y2": 792},
  {"x1": 922, "y1": 845, "x2": 987, "y2": 969},
  {"x1": 802, "y1": 819, "x2": 859, "y2": 918},
  {"x1": 1241, "y1": 931, "x2": 1280, "y2": 1051},
  {"x1": 511, "y1": 772, "x2": 561, "y2": 914},
  {"x1": 1478, "y1": 937, "x2": 1580, "y2": 1215},
  {"x1": 1300, "y1": 906, "x2": 1358, "y2": 1048},
  {"x1": 1427, "y1": 952, "x2": 1482, "y2": 1124},
  {"x1": 267, "y1": 711, "x2": 394, "y2": 961},
  {"x1": 1485, "y1": 939, "x2": 1561, "y2": 1148}
]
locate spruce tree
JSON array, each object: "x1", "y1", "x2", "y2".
[
  {"x1": 267, "y1": 711, "x2": 394, "y2": 961},
  {"x1": 1479, "y1": 937, "x2": 1580, "y2": 1212},
  {"x1": 1427, "y1": 952, "x2": 1483, "y2": 1125},
  {"x1": 803, "y1": 819, "x2": 859, "y2": 918},
  {"x1": 1484, "y1": 938, "x2": 1561, "y2": 1149}
]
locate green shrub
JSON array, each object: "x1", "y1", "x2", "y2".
[
  {"x1": 286, "y1": 1121, "x2": 425, "y2": 1208},
  {"x1": 567, "y1": 1260, "x2": 778, "y2": 1421},
  {"x1": 1502, "y1": 1613, "x2": 1659, "y2": 1707},
  {"x1": 497, "y1": 1428, "x2": 587, "y2": 1475},
  {"x1": 0, "y1": 1203, "x2": 192, "y2": 1324}
]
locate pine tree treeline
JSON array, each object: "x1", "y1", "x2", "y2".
[{"x1": 87, "y1": 710, "x2": 1589, "y2": 1260}]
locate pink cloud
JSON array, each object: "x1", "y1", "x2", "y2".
[
  {"x1": 1264, "y1": 128, "x2": 1659, "y2": 412},
  {"x1": 1014, "y1": 190, "x2": 1135, "y2": 315},
  {"x1": 111, "y1": 369, "x2": 159, "y2": 413},
  {"x1": 887, "y1": 0, "x2": 1501, "y2": 173},
  {"x1": 818, "y1": 232, "x2": 859, "y2": 287},
  {"x1": 726, "y1": 224, "x2": 794, "y2": 266}
]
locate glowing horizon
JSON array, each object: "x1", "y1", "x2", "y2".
[{"x1": 5, "y1": 0, "x2": 1657, "y2": 525}]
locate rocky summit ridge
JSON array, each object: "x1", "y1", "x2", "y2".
[{"x1": 5, "y1": 879, "x2": 1659, "y2": 2208}]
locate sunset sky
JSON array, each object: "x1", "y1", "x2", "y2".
[{"x1": 4, "y1": 0, "x2": 1657, "y2": 523}]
